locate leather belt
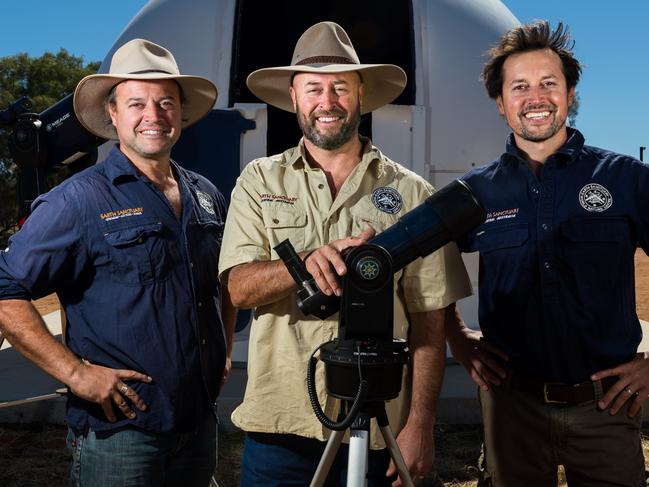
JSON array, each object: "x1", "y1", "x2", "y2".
[{"x1": 510, "y1": 374, "x2": 618, "y2": 406}]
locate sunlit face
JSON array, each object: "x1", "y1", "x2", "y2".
[
  {"x1": 289, "y1": 72, "x2": 363, "y2": 150},
  {"x1": 108, "y1": 79, "x2": 182, "y2": 162},
  {"x1": 496, "y1": 49, "x2": 574, "y2": 145}
]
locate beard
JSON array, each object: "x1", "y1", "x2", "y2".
[
  {"x1": 516, "y1": 103, "x2": 565, "y2": 142},
  {"x1": 296, "y1": 104, "x2": 361, "y2": 150}
]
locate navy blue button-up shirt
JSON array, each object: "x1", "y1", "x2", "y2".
[
  {"x1": 459, "y1": 129, "x2": 649, "y2": 383},
  {"x1": 0, "y1": 147, "x2": 227, "y2": 433}
]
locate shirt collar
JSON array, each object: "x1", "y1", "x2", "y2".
[
  {"x1": 103, "y1": 145, "x2": 195, "y2": 185},
  {"x1": 104, "y1": 146, "x2": 140, "y2": 182},
  {"x1": 291, "y1": 136, "x2": 385, "y2": 177},
  {"x1": 501, "y1": 128, "x2": 585, "y2": 166}
]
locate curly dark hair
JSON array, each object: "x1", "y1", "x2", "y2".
[{"x1": 482, "y1": 20, "x2": 581, "y2": 99}]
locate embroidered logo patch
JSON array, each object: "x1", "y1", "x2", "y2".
[
  {"x1": 99, "y1": 207, "x2": 143, "y2": 221},
  {"x1": 578, "y1": 183, "x2": 612, "y2": 212},
  {"x1": 371, "y1": 187, "x2": 402, "y2": 214},
  {"x1": 197, "y1": 191, "x2": 215, "y2": 215},
  {"x1": 485, "y1": 208, "x2": 519, "y2": 224},
  {"x1": 260, "y1": 194, "x2": 298, "y2": 205}
]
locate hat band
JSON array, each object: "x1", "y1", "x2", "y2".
[
  {"x1": 126, "y1": 69, "x2": 175, "y2": 75},
  {"x1": 295, "y1": 56, "x2": 356, "y2": 66}
]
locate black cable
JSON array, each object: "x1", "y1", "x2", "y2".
[{"x1": 306, "y1": 340, "x2": 368, "y2": 431}]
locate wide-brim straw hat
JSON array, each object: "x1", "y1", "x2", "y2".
[
  {"x1": 246, "y1": 21, "x2": 406, "y2": 114},
  {"x1": 73, "y1": 38, "x2": 217, "y2": 140}
]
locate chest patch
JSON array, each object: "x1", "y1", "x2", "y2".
[
  {"x1": 197, "y1": 191, "x2": 215, "y2": 215},
  {"x1": 578, "y1": 183, "x2": 612, "y2": 212},
  {"x1": 371, "y1": 187, "x2": 402, "y2": 214}
]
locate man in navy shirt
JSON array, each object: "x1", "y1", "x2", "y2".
[
  {"x1": 447, "y1": 21, "x2": 649, "y2": 486},
  {"x1": 0, "y1": 39, "x2": 235, "y2": 486}
]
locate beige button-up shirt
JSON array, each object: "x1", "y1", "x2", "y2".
[{"x1": 219, "y1": 139, "x2": 471, "y2": 448}]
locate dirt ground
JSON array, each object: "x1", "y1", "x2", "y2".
[
  {"x1": 0, "y1": 423, "x2": 478, "y2": 487},
  {"x1": 1, "y1": 423, "x2": 649, "y2": 487}
]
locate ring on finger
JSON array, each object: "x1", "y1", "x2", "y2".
[
  {"x1": 120, "y1": 384, "x2": 129, "y2": 395},
  {"x1": 625, "y1": 387, "x2": 634, "y2": 395}
]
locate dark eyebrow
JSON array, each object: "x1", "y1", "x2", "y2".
[{"x1": 510, "y1": 74, "x2": 558, "y2": 85}]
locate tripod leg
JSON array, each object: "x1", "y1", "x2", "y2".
[
  {"x1": 347, "y1": 429, "x2": 369, "y2": 487},
  {"x1": 311, "y1": 429, "x2": 345, "y2": 487},
  {"x1": 378, "y1": 424, "x2": 414, "y2": 487}
]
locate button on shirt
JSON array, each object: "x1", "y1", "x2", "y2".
[
  {"x1": 0, "y1": 147, "x2": 228, "y2": 434},
  {"x1": 219, "y1": 138, "x2": 471, "y2": 449},
  {"x1": 459, "y1": 129, "x2": 649, "y2": 383}
]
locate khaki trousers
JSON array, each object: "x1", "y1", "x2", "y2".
[{"x1": 478, "y1": 375, "x2": 645, "y2": 487}]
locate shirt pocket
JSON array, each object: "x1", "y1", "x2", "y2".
[
  {"x1": 475, "y1": 223, "x2": 531, "y2": 284},
  {"x1": 559, "y1": 216, "x2": 632, "y2": 289},
  {"x1": 349, "y1": 203, "x2": 398, "y2": 235},
  {"x1": 193, "y1": 217, "x2": 224, "y2": 289},
  {"x1": 475, "y1": 223, "x2": 529, "y2": 253},
  {"x1": 103, "y1": 220, "x2": 171, "y2": 285},
  {"x1": 262, "y1": 204, "x2": 307, "y2": 254}
]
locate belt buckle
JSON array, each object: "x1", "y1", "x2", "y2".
[{"x1": 543, "y1": 382, "x2": 568, "y2": 405}]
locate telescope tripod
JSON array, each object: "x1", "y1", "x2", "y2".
[{"x1": 310, "y1": 400, "x2": 414, "y2": 487}]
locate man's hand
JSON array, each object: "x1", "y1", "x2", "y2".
[
  {"x1": 386, "y1": 420, "x2": 434, "y2": 486},
  {"x1": 220, "y1": 355, "x2": 232, "y2": 392},
  {"x1": 304, "y1": 228, "x2": 375, "y2": 296},
  {"x1": 0, "y1": 299, "x2": 152, "y2": 423},
  {"x1": 592, "y1": 353, "x2": 649, "y2": 417},
  {"x1": 69, "y1": 359, "x2": 152, "y2": 422},
  {"x1": 447, "y1": 326, "x2": 509, "y2": 390}
]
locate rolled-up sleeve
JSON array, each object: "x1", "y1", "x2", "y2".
[
  {"x1": 396, "y1": 179, "x2": 473, "y2": 313},
  {"x1": 218, "y1": 164, "x2": 269, "y2": 280},
  {"x1": 0, "y1": 189, "x2": 85, "y2": 301},
  {"x1": 400, "y1": 241, "x2": 472, "y2": 312}
]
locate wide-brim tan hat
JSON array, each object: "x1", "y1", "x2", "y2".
[
  {"x1": 74, "y1": 38, "x2": 217, "y2": 140},
  {"x1": 247, "y1": 21, "x2": 406, "y2": 114}
]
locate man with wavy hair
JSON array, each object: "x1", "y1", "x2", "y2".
[{"x1": 448, "y1": 21, "x2": 649, "y2": 487}]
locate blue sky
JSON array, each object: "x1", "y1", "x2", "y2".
[{"x1": 1, "y1": 0, "x2": 647, "y2": 159}]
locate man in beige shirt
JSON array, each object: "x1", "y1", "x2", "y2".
[{"x1": 219, "y1": 22, "x2": 471, "y2": 486}]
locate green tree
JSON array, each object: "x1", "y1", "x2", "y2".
[{"x1": 0, "y1": 49, "x2": 99, "y2": 245}]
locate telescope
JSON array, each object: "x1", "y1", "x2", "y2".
[
  {"x1": 1, "y1": 94, "x2": 105, "y2": 221},
  {"x1": 276, "y1": 179, "x2": 484, "y2": 486},
  {"x1": 276, "y1": 178, "x2": 485, "y2": 425},
  {"x1": 5, "y1": 94, "x2": 105, "y2": 170}
]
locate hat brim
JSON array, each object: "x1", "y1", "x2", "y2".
[
  {"x1": 246, "y1": 64, "x2": 406, "y2": 114},
  {"x1": 73, "y1": 73, "x2": 218, "y2": 140}
]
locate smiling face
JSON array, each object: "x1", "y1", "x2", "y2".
[
  {"x1": 497, "y1": 49, "x2": 574, "y2": 148},
  {"x1": 107, "y1": 79, "x2": 182, "y2": 164},
  {"x1": 289, "y1": 71, "x2": 363, "y2": 151}
]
